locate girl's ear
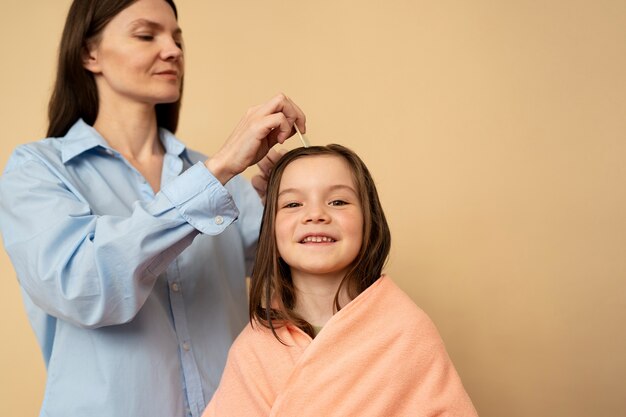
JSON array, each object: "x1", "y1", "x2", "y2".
[{"x1": 82, "y1": 42, "x2": 101, "y2": 74}]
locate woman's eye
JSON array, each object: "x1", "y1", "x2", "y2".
[
  {"x1": 329, "y1": 200, "x2": 348, "y2": 206},
  {"x1": 137, "y1": 34, "x2": 154, "y2": 41}
]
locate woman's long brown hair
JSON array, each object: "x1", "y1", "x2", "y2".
[
  {"x1": 249, "y1": 144, "x2": 391, "y2": 340},
  {"x1": 47, "y1": 0, "x2": 181, "y2": 138}
]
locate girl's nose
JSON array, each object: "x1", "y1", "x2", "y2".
[{"x1": 303, "y1": 204, "x2": 330, "y2": 224}]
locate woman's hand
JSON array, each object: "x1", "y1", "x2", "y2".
[
  {"x1": 206, "y1": 93, "x2": 306, "y2": 185},
  {"x1": 251, "y1": 148, "x2": 285, "y2": 204}
]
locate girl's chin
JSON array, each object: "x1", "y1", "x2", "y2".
[{"x1": 289, "y1": 267, "x2": 351, "y2": 280}]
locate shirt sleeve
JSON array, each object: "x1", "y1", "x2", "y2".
[{"x1": 0, "y1": 153, "x2": 239, "y2": 329}]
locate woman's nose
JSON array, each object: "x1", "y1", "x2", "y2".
[{"x1": 161, "y1": 38, "x2": 183, "y2": 61}]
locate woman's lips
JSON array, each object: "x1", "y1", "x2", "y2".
[{"x1": 154, "y1": 70, "x2": 179, "y2": 80}]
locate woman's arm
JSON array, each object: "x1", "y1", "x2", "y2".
[{"x1": 0, "y1": 151, "x2": 239, "y2": 329}]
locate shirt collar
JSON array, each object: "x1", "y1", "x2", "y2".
[
  {"x1": 61, "y1": 119, "x2": 110, "y2": 163},
  {"x1": 159, "y1": 127, "x2": 187, "y2": 158},
  {"x1": 61, "y1": 119, "x2": 187, "y2": 163}
]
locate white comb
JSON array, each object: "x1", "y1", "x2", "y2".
[{"x1": 294, "y1": 124, "x2": 310, "y2": 148}]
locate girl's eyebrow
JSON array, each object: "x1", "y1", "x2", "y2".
[
  {"x1": 128, "y1": 18, "x2": 182, "y2": 36},
  {"x1": 278, "y1": 184, "x2": 356, "y2": 197}
]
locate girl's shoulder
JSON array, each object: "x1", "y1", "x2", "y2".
[
  {"x1": 341, "y1": 275, "x2": 445, "y2": 344},
  {"x1": 230, "y1": 320, "x2": 309, "y2": 356},
  {"x1": 233, "y1": 321, "x2": 286, "y2": 347}
]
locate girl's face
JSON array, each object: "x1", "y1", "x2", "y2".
[
  {"x1": 83, "y1": 0, "x2": 183, "y2": 107},
  {"x1": 275, "y1": 155, "x2": 364, "y2": 280}
]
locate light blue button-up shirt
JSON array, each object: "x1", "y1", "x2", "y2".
[{"x1": 0, "y1": 120, "x2": 263, "y2": 417}]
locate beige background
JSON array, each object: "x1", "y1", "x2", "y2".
[{"x1": 1, "y1": 0, "x2": 625, "y2": 416}]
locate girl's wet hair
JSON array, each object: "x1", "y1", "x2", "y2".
[{"x1": 249, "y1": 144, "x2": 391, "y2": 340}]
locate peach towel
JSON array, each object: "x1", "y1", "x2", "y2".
[{"x1": 204, "y1": 275, "x2": 478, "y2": 416}]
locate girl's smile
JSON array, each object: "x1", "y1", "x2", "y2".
[{"x1": 299, "y1": 234, "x2": 337, "y2": 243}]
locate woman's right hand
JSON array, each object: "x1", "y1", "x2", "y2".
[{"x1": 206, "y1": 93, "x2": 306, "y2": 185}]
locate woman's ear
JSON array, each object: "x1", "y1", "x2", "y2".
[{"x1": 82, "y1": 42, "x2": 101, "y2": 74}]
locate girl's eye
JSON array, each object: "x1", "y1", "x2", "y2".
[
  {"x1": 282, "y1": 202, "x2": 301, "y2": 209},
  {"x1": 329, "y1": 200, "x2": 348, "y2": 206}
]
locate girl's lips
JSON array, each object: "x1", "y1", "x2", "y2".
[{"x1": 299, "y1": 235, "x2": 337, "y2": 243}]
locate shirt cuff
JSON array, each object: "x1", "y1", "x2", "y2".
[{"x1": 160, "y1": 162, "x2": 240, "y2": 235}]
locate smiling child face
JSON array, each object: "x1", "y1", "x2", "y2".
[{"x1": 275, "y1": 155, "x2": 364, "y2": 281}]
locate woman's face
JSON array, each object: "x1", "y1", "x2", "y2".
[
  {"x1": 275, "y1": 155, "x2": 364, "y2": 280},
  {"x1": 83, "y1": 0, "x2": 183, "y2": 107}
]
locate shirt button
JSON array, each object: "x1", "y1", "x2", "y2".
[
  {"x1": 182, "y1": 342, "x2": 190, "y2": 351},
  {"x1": 170, "y1": 282, "x2": 180, "y2": 292},
  {"x1": 215, "y1": 215, "x2": 224, "y2": 225}
]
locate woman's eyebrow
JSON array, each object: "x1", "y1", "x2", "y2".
[{"x1": 128, "y1": 18, "x2": 182, "y2": 35}]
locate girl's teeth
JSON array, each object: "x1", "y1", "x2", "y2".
[{"x1": 302, "y1": 236, "x2": 334, "y2": 243}]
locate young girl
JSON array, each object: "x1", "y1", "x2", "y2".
[{"x1": 203, "y1": 144, "x2": 478, "y2": 416}]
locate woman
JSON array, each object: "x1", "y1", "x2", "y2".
[{"x1": 0, "y1": 0, "x2": 305, "y2": 416}]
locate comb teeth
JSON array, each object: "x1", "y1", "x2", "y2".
[{"x1": 294, "y1": 124, "x2": 310, "y2": 148}]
